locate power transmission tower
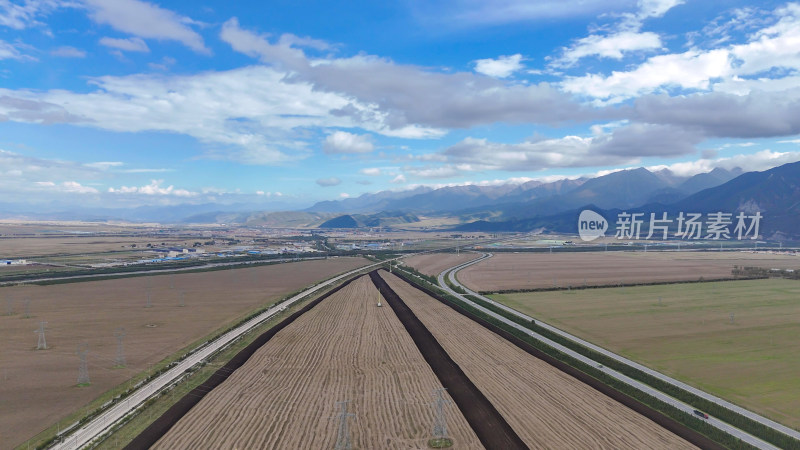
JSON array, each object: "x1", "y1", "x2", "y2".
[
  {"x1": 179, "y1": 290, "x2": 186, "y2": 307},
  {"x1": 431, "y1": 388, "x2": 451, "y2": 445},
  {"x1": 334, "y1": 401, "x2": 355, "y2": 450},
  {"x1": 145, "y1": 291, "x2": 153, "y2": 308},
  {"x1": 114, "y1": 328, "x2": 126, "y2": 367},
  {"x1": 730, "y1": 312, "x2": 735, "y2": 325},
  {"x1": 23, "y1": 298, "x2": 31, "y2": 318},
  {"x1": 77, "y1": 343, "x2": 90, "y2": 385},
  {"x1": 5, "y1": 298, "x2": 14, "y2": 316},
  {"x1": 35, "y1": 321, "x2": 48, "y2": 350}
]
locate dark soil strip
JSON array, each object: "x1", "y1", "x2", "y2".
[
  {"x1": 369, "y1": 270, "x2": 528, "y2": 450},
  {"x1": 125, "y1": 274, "x2": 363, "y2": 449},
  {"x1": 391, "y1": 270, "x2": 725, "y2": 450}
]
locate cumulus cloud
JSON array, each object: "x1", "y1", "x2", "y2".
[
  {"x1": 323, "y1": 131, "x2": 374, "y2": 154},
  {"x1": 83, "y1": 0, "x2": 208, "y2": 53},
  {"x1": 99, "y1": 37, "x2": 149, "y2": 52},
  {"x1": 108, "y1": 179, "x2": 197, "y2": 197},
  {"x1": 316, "y1": 176, "x2": 341, "y2": 187},
  {"x1": 50, "y1": 46, "x2": 86, "y2": 58},
  {"x1": 473, "y1": 54, "x2": 524, "y2": 78},
  {"x1": 562, "y1": 48, "x2": 731, "y2": 103}
]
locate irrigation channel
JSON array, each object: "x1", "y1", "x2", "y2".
[{"x1": 438, "y1": 252, "x2": 798, "y2": 450}]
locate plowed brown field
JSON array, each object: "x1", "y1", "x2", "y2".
[
  {"x1": 0, "y1": 257, "x2": 367, "y2": 448},
  {"x1": 458, "y1": 251, "x2": 800, "y2": 291},
  {"x1": 153, "y1": 276, "x2": 481, "y2": 449},
  {"x1": 403, "y1": 253, "x2": 478, "y2": 277},
  {"x1": 380, "y1": 271, "x2": 697, "y2": 450}
]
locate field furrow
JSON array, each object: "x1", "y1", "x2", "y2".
[
  {"x1": 380, "y1": 271, "x2": 697, "y2": 450},
  {"x1": 153, "y1": 275, "x2": 482, "y2": 449}
]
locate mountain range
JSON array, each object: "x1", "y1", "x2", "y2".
[{"x1": 3, "y1": 161, "x2": 798, "y2": 239}]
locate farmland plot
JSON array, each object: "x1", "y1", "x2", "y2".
[
  {"x1": 458, "y1": 251, "x2": 799, "y2": 291},
  {"x1": 403, "y1": 253, "x2": 478, "y2": 277},
  {"x1": 0, "y1": 257, "x2": 367, "y2": 448},
  {"x1": 153, "y1": 276, "x2": 481, "y2": 449},
  {"x1": 380, "y1": 271, "x2": 696, "y2": 450}
]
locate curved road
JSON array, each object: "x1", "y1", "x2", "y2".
[
  {"x1": 436, "y1": 253, "x2": 789, "y2": 450},
  {"x1": 51, "y1": 258, "x2": 387, "y2": 450}
]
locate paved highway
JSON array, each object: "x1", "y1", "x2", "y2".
[
  {"x1": 435, "y1": 253, "x2": 784, "y2": 450},
  {"x1": 51, "y1": 258, "x2": 384, "y2": 450}
]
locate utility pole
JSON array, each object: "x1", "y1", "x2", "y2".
[
  {"x1": 334, "y1": 401, "x2": 355, "y2": 450},
  {"x1": 35, "y1": 321, "x2": 48, "y2": 350}
]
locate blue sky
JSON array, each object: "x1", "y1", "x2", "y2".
[{"x1": 1, "y1": 0, "x2": 800, "y2": 209}]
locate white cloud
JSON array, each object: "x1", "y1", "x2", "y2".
[
  {"x1": 473, "y1": 54, "x2": 524, "y2": 78},
  {"x1": 562, "y1": 48, "x2": 731, "y2": 103},
  {"x1": 323, "y1": 131, "x2": 374, "y2": 154},
  {"x1": 220, "y1": 18, "x2": 587, "y2": 132},
  {"x1": 553, "y1": 31, "x2": 661, "y2": 67},
  {"x1": 0, "y1": 0, "x2": 64, "y2": 30},
  {"x1": 83, "y1": 0, "x2": 208, "y2": 53},
  {"x1": 646, "y1": 150, "x2": 800, "y2": 177},
  {"x1": 99, "y1": 37, "x2": 149, "y2": 53},
  {"x1": 85, "y1": 161, "x2": 123, "y2": 170},
  {"x1": 316, "y1": 176, "x2": 341, "y2": 187},
  {"x1": 35, "y1": 180, "x2": 98, "y2": 194},
  {"x1": 50, "y1": 46, "x2": 86, "y2": 58},
  {"x1": 778, "y1": 139, "x2": 800, "y2": 144},
  {"x1": 427, "y1": 0, "x2": 632, "y2": 27},
  {"x1": 0, "y1": 66, "x2": 355, "y2": 165},
  {"x1": 108, "y1": 179, "x2": 197, "y2": 197},
  {"x1": 561, "y1": 3, "x2": 800, "y2": 103},
  {"x1": 391, "y1": 174, "x2": 406, "y2": 184},
  {"x1": 629, "y1": 0, "x2": 685, "y2": 23},
  {"x1": 339, "y1": 192, "x2": 350, "y2": 198},
  {"x1": 359, "y1": 167, "x2": 381, "y2": 176},
  {"x1": 0, "y1": 39, "x2": 30, "y2": 60},
  {"x1": 435, "y1": 123, "x2": 702, "y2": 173}
]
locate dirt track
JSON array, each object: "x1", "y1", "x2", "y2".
[
  {"x1": 0, "y1": 257, "x2": 367, "y2": 448},
  {"x1": 380, "y1": 271, "x2": 698, "y2": 449},
  {"x1": 153, "y1": 275, "x2": 482, "y2": 449},
  {"x1": 458, "y1": 251, "x2": 799, "y2": 291}
]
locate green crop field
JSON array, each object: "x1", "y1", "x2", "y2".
[{"x1": 490, "y1": 278, "x2": 800, "y2": 429}]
